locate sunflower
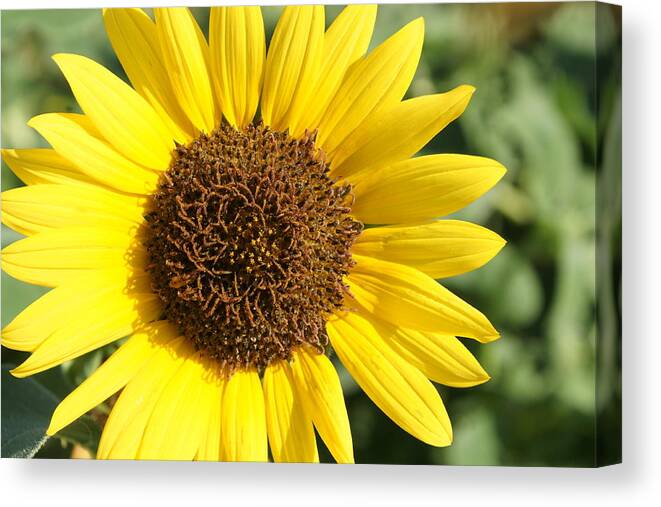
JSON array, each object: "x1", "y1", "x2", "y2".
[{"x1": 1, "y1": 5, "x2": 506, "y2": 462}]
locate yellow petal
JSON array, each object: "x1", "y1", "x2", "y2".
[
  {"x1": 52, "y1": 53, "x2": 174, "y2": 170},
  {"x1": 209, "y1": 6, "x2": 265, "y2": 129},
  {"x1": 289, "y1": 4, "x2": 377, "y2": 137},
  {"x1": 2, "y1": 271, "x2": 143, "y2": 352},
  {"x1": 1, "y1": 148, "x2": 96, "y2": 187},
  {"x1": 28, "y1": 113, "x2": 158, "y2": 194},
  {"x1": 196, "y1": 370, "x2": 224, "y2": 461},
  {"x1": 154, "y1": 7, "x2": 217, "y2": 133},
  {"x1": 138, "y1": 352, "x2": 210, "y2": 460},
  {"x1": 316, "y1": 17, "x2": 424, "y2": 154},
  {"x1": 1, "y1": 226, "x2": 145, "y2": 287},
  {"x1": 1, "y1": 184, "x2": 146, "y2": 236},
  {"x1": 47, "y1": 321, "x2": 180, "y2": 435},
  {"x1": 348, "y1": 255, "x2": 499, "y2": 341},
  {"x1": 2, "y1": 284, "x2": 82, "y2": 353},
  {"x1": 221, "y1": 369, "x2": 268, "y2": 462},
  {"x1": 290, "y1": 347, "x2": 353, "y2": 464},
  {"x1": 11, "y1": 286, "x2": 161, "y2": 378},
  {"x1": 263, "y1": 360, "x2": 318, "y2": 463},
  {"x1": 331, "y1": 86, "x2": 475, "y2": 178},
  {"x1": 260, "y1": 5, "x2": 325, "y2": 132},
  {"x1": 103, "y1": 8, "x2": 195, "y2": 143},
  {"x1": 381, "y1": 325, "x2": 490, "y2": 388},
  {"x1": 349, "y1": 154, "x2": 507, "y2": 224},
  {"x1": 97, "y1": 337, "x2": 188, "y2": 459},
  {"x1": 328, "y1": 310, "x2": 452, "y2": 446},
  {"x1": 352, "y1": 220, "x2": 506, "y2": 279}
]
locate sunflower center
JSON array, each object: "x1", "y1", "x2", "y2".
[{"x1": 144, "y1": 123, "x2": 362, "y2": 372}]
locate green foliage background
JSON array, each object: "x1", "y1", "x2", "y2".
[{"x1": 0, "y1": 3, "x2": 621, "y2": 465}]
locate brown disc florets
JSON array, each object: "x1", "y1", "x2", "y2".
[{"x1": 144, "y1": 123, "x2": 362, "y2": 372}]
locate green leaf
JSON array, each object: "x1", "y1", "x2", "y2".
[
  {"x1": 543, "y1": 3, "x2": 599, "y2": 56},
  {"x1": 1, "y1": 363, "x2": 58, "y2": 458},
  {"x1": 61, "y1": 348, "x2": 103, "y2": 388},
  {"x1": 1, "y1": 363, "x2": 102, "y2": 457},
  {"x1": 437, "y1": 404, "x2": 500, "y2": 465},
  {"x1": 57, "y1": 416, "x2": 101, "y2": 454}
]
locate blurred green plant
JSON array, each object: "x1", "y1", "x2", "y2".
[{"x1": 1, "y1": 3, "x2": 620, "y2": 465}]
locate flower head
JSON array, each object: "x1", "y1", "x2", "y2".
[{"x1": 1, "y1": 5, "x2": 506, "y2": 462}]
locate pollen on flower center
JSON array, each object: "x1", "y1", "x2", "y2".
[{"x1": 144, "y1": 123, "x2": 362, "y2": 372}]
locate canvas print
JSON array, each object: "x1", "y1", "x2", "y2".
[{"x1": 0, "y1": 2, "x2": 621, "y2": 466}]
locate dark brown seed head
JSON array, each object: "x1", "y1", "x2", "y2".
[{"x1": 144, "y1": 123, "x2": 362, "y2": 372}]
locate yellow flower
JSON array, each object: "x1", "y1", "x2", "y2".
[{"x1": 1, "y1": 5, "x2": 506, "y2": 462}]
